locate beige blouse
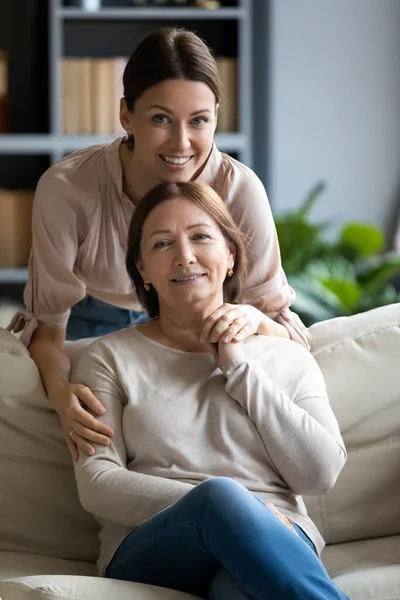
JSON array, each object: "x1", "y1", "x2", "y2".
[{"x1": 9, "y1": 137, "x2": 309, "y2": 347}]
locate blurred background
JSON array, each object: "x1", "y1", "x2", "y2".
[{"x1": 1, "y1": 0, "x2": 400, "y2": 328}]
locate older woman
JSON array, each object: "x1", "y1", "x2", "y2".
[{"x1": 72, "y1": 182, "x2": 349, "y2": 600}]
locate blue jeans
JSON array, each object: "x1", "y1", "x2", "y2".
[
  {"x1": 66, "y1": 296, "x2": 148, "y2": 340},
  {"x1": 106, "y1": 478, "x2": 349, "y2": 600}
]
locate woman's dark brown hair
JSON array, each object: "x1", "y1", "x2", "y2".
[
  {"x1": 126, "y1": 182, "x2": 248, "y2": 318},
  {"x1": 123, "y1": 27, "x2": 221, "y2": 148}
]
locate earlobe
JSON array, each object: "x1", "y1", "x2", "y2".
[{"x1": 136, "y1": 259, "x2": 147, "y2": 282}]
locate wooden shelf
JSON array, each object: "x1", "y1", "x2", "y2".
[
  {"x1": 0, "y1": 268, "x2": 28, "y2": 284},
  {"x1": 0, "y1": 133, "x2": 246, "y2": 156}
]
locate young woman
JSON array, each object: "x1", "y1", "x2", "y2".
[
  {"x1": 73, "y1": 181, "x2": 349, "y2": 600},
  {"x1": 9, "y1": 27, "x2": 309, "y2": 459}
]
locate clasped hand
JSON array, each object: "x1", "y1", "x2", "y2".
[
  {"x1": 199, "y1": 302, "x2": 266, "y2": 346},
  {"x1": 199, "y1": 302, "x2": 265, "y2": 368}
]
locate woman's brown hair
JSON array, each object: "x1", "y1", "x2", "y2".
[{"x1": 126, "y1": 182, "x2": 248, "y2": 318}]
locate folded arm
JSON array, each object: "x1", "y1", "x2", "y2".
[{"x1": 222, "y1": 357, "x2": 346, "y2": 496}]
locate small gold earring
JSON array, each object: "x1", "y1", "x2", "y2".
[
  {"x1": 144, "y1": 283, "x2": 150, "y2": 291},
  {"x1": 227, "y1": 268, "x2": 233, "y2": 277}
]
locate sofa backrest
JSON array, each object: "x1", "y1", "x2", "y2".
[
  {"x1": 304, "y1": 303, "x2": 400, "y2": 545},
  {"x1": 0, "y1": 329, "x2": 99, "y2": 562}
]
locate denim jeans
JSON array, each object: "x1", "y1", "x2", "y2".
[
  {"x1": 106, "y1": 478, "x2": 349, "y2": 600},
  {"x1": 66, "y1": 295, "x2": 148, "y2": 340}
]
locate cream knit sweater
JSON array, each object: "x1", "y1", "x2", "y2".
[{"x1": 73, "y1": 327, "x2": 346, "y2": 575}]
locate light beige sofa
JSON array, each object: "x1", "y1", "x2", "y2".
[{"x1": 0, "y1": 303, "x2": 399, "y2": 600}]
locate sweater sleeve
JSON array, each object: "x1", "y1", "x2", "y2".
[
  {"x1": 221, "y1": 354, "x2": 346, "y2": 496},
  {"x1": 72, "y1": 346, "x2": 194, "y2": 528}
]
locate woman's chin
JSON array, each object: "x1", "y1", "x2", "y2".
[
  {"x1": 161, "y1": 170, "x2": 196, "y2": 184},
  {"x1": 172, "y1": 293, "x2": 206, "y2": 307},
  {"x1": 164, "y1": 290, "x2": 223, "y2": 314}
]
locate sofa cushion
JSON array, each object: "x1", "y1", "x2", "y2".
[
  {"x1": 0, "y1": 551, "x2": 96, "y2": 580},
  {"x1": 324, "y1": 534, "x2": 400, "y2": 600},
  {"x1": 0, "y1": 329, "x2": 99, "y2": 563},
  {"x1": 0, "y1": 575, "x2": 201, "y2": 600},
  {"x1": 305, "y1": 303, "x2": 400, "y2": 545}
]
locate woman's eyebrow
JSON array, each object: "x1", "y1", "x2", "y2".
[
  {"x1": 147, "y1": 104, "x2": 212, "y2": 117},
  {"x1": 148, "y1": 223, "x2": 212, "y2": 239}
]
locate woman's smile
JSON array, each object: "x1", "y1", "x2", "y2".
[
  {"x1": 170, "y1": 273, "x2": 207, "y2": 284},
  {"x1": 159, "y1": 155, "x2": 194, "y2": 169}
]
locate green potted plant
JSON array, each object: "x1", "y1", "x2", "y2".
[{"x1": 274, "y1": 182, "x2": 400, "y2": 326}]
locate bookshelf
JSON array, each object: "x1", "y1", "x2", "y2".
[{"x1": 0, "y1": 0, "x2": 256, "y2": 285}]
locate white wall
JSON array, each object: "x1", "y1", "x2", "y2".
[{"x1": 269, "y1": 0, "x2": 400, "y2": 237}]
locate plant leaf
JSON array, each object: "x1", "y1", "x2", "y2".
[
  {"x1": 320, "y1": 279, "x2": 361, "y2": 310},
  {"x1": 356, "y1": 253, "x2": 400, "y2": 293},
  {"x1": 288, "y1": 274, "x2": 343, "y2": 325},
  {"x1": 305, "y1": 256, "x2": 357, "y2": 283},
  {"x1": 340, "y1": 223, "x2": 384, "y2": 257},
  {"x1": 275, "y1": 218, "x2": 327, "y2": 274}
]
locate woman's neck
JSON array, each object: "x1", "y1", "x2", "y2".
[
  {"x1": 138, "y1": 300, "x2": 222, "y2": 353},
  {"x1": 160, "y1": 313, "x2": 206, "y2": 352}
]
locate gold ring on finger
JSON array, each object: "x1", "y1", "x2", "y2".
[{"x1": 69, "y1": 429, "x2": 75, "y2": 440}]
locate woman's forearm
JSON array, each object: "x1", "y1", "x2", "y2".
[
  {"x1": 75, "y1": 460, "x2": 194, "y2": 528},
  {"x1": 29, "y1": 326, "x2": 71, "y2": 407}
]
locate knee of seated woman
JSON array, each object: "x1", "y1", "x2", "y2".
[{"x1": 194, "y1": 477, "x2": 251, "y2": 505}]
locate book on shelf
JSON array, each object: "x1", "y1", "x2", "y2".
[
  {"x1": 92, "y1": 59, "x2": 116, "y2": 135},
  {"x1": 61, "y1": 56, "x2": 127, "y2": 136},
  {"x1": 61, "y1": 55, "x2": 238, "y2": 136},
  {"x1": 0, "y1": 190, "x2": 34, "y2": 268},
  {"x1": 0, "y1": 51, "x2": 10, "y2": 134},
  {"x1": 192, "y1": 1, "x2": 221, "y2": 8},
  {"x1": 216, "y1": 57, "x2": 238, "y2": 133}
]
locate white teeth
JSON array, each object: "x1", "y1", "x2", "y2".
[
  {"x1": 161, "y1": 155, "x2": 191, "y2": 165},
  {"x1": 174, "y1": 274, "x2": 203, "y2": 282}
]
